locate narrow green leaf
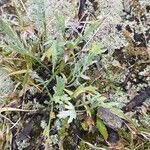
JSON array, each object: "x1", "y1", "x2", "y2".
[
  {"x1": 96, "y1": 117, "x2": 108, "y2": 140},
  {"x1": 0, "y1": 18, "x2": 17, "y2": 39},
  {"x1": 0, "y1": 18, "x2": 23, "y2": 47},
  {"x1": 72, "y1": 84, "x2": 97, "y2": 98}
]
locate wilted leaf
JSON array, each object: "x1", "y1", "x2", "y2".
[
  {"x1": 112, "y1": 60, "x2": 122, "y2": 68},
  {"x1": 63, "y1": 49, "x2": 70, "y2": 63},
  {"x1": 20, "y1": 25, "x2": 37, "y2": 43},
  {"x1": 83, "y1": 115, "x2": 95, "y2": 132}
]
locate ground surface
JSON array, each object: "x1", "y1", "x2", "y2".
[{"x1": 0, "y1": 0, "x2": 150, "y2": 149}]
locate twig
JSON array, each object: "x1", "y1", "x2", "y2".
[
  {"x1": 9, "y1": 118, "x2": 21, "y2": 130},
  {"x1": 0, "y1": 113, "x2": 15, "y2": 125},
  {"x1": 139, "y1": 132, "x2": 150, "y2": 141},
  {"x1": 77, "y1": 135, "x2": 107, "y2": 150},
  {"x1": 0, "y1": 107, "x2": 37, "y2": 113}
]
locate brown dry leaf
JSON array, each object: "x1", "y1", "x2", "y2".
[
  {"x1": 0, "y1": 130, "x2": 5, "y2": 141},
  {"x1": 63, "y1": 49, "x2": 70, "y2": 63},
  {"x1": 84, "y1": 115, "x2": 95, "y2": 132},
  {"x1": 20, "y1": 25, "x2": 37, "y2": 42},
  {"x1": 112, "y1": 59, "x2": 123, "y2": 68},
  {"x1": 140, "y1": 105, "x2": 148, "y2": 114},
  {"x1": 85, "y1": 115, "x2": 95, "y2": 127},
  {"x1": 109, "y1": 142, "x2": 125, "y2": 150}
]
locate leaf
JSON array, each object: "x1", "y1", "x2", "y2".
[
  {"x1": 90, "y1": 42, "x2": 102, "y2": 55},
  {"x1": 63, "y1": 50, "x2": 70, "y2": 63},
  {"x1": 96, "y1": 117, "x2": 108, "y2": 140},
  {"x1": 20, "y1": 25, "x2": 37, "y2": 44},
  {"x1": 41, "y1": 47, "x2": 53, "y2": 61},
  {"x1": 0, "y1": 18, "x2": 48, "y2": 70},
  {"x1": 55, "y1": 12, "x2": 65, "y2": 35},
  {"x1": 86, "y1": 94, "x2": 106, "y2": 109},
  {"x1": 68, "y1": 51, "x2": 97, "y2": 84},
  {"x1": 57, "y1": 102, "x2": 76, "y2": 123},
  {"x1": 112, "y1": 60, "x2": 122, "y2": 68},
  {"x1": 42, "y1": 40, "x2": 65, "y2": 72},
  {"x1": 0, "y1": 18, "x2": 21, "y2": 44},
  {"x1": 42, "y1": 41, "x2": 58, "y2": 67},
  {"x1": 72, "y1": 84, "x2": 97, "y2": 98},
  {"x1": 0, "y1": 18, "x2": 26, "y2": 54},
  {"x1": 52, "y1": 76, "x2": 72, "y2": 104},
  {"x1": 53, "y1": 94, "x2": 71, "y2": 104},
  {"x1": 55, "y1": 76, "x2": 66, "y2": 96}
]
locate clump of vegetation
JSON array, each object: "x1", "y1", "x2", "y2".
[{"x1": 0, "y1": 0, "x2": 149, "y2": 149}]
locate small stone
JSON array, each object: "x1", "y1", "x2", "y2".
[{"x1": 97, "y1": 107, "x2": 123, "y2": 130}]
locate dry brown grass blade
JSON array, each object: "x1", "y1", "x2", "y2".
[
  {"x1": 0, "y1": 107, "x2": 37, "y2": 113},
  {"x1": 77, "y1": 135, "x2": 106, "y2": 150}
]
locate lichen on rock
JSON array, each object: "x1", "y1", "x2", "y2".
[
  {"x1": 0, "y1": 68, "x2": 14, "y2": 102},
  {"x1": 86, "y1": 0, "x2": 128, "y2": 50},
  {"x1": 25, "y1": 0, "x2": 77, "y2": 37}
]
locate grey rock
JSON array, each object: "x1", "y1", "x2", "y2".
[{"x1": 97, "y1": 107, "x2": 123, "y2": 130}]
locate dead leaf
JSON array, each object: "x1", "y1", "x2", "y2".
[
  {"x1": 112, "y1": 60, "x2": 123, "y2": 68},
  {"x1": 85, "y1": 115, "x2": 94, "y2": 126},
  {"x1": 20, "y1": 25, "x2": 37, "y2": 42},
  {"x1": 63, "y1": 49, "x2": 70, "y2": 63}
]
